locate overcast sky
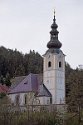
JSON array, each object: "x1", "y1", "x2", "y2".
[{"x1": 0, "y1": 0, "x2": 83, "y2": 69}]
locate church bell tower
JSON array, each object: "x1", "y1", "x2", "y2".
[{"x1": 43, "y1": 11, "x2": 65, "y2": 104}]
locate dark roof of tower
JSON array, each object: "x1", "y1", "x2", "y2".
[{"x1": 47, "y1": 10, "x2": 62, "y2": 49}]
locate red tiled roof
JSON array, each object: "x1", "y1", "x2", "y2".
[{"x1": 0, "y1": 84, "x2": 9, "y2": 93}]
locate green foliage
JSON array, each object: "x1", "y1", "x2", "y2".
[
  {"x1": 66, "y1": 69, "x2": 83, "y2": 125},
  {"x1": 0, "y1": 73, "x2": 11, "y2": 86},
  {"x1": 0, "y1": 75, "x2": 4, "y2": 84},
  {"x1": 0, "y1": 104, "x2": 63, "y2": 125},
  {"x1": 0, "y1": 46, "x2": 43, "y2": 86},
  {"x1": 0, "y1": 92, "x2": 6, "y2": 99},
  {"x1": 0, "y1": 95, "x2": 11, "y2": 105},
  {"x1": 67, "y1": 70, "x2": 83, "y2": 110},
  {"x1": 5, "y1": 73, "x2": 11, "y2": 86},
  {"x1": 24, "y1": 50, "x2": 43, "y2": 74},
  {"x1": 65, "y1": 62, "x2": 73, "y2": 97},
  {"x1": 65, "y1": 62, "x2": 72, "y2": 78}
]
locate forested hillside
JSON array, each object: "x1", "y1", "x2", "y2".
[
  {"x1": 0, "y1": 46, "x2": 43, "y2": 86},
  {"x1": 0, "y1": 46, "x2": 43, "y2": 76}
]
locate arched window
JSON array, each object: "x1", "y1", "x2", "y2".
[
  {"x1": 59, "y1": 61, "x2": 61, "y2": 68},
  {"x1": 48, "y1": 61, "x2": 51, "y2": 67}
]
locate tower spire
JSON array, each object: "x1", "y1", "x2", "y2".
[
  {"x1": 53, "y1": 9, "x2": 55, "y2": 23},
  {"x1": 47, "y1": 10, "x2": 62, "y2": 49}
]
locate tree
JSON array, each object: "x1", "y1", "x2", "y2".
[
  {"x1": 24, "y1": 50, "x2": 43, "y2": 74},
  {"x1": 15, "y1": 64, "x2": 25, "y2": 76},
  {"x1": 5, "y1": 73, "x2": 11, "y2": 86},
  {"x1": 67, "y1": 69, "x2": 83, "y2": 124},
  {"x1": 67, "y1": 69, "x2": 83, "y2": 108},
  {"x1": 0, "y1": 93, "x2": 6, "y2": 99},
  {"x1": 65, "y1": 62, "x2": 73, "y2": 97},
  {"x1": 0, "y1": 75, "x2": 5, "y2": 84},
  {"x1": 0, "y1": 46, "x2": 43, "y2": 78}
]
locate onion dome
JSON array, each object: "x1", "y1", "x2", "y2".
[{"x1": 47, "y1": 10, "x2": 62, "y2": 49}]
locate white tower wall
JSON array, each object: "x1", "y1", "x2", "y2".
[{"x1": 43, "y1": 52, "x2": 65, "y2": 104}]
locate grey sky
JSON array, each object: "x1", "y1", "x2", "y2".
[{"x1": 0, "y1": 0, "x2": 83, "y2": 69}]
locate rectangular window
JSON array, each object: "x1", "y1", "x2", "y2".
[
  {"x1": 59, "y1": 61, "x2": 61, "y2": 68},
  {"x1": 48, "y1": 61, "x2": 51, "y2": 67},
  {"x1": 50, "y1": 97, "x2": 52, "y2": 104}
]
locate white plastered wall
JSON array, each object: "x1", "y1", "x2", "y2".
[{"x1": 43, "y1": 52, "x2": 65, "y2": 104}]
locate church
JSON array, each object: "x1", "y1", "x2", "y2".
[{"x1": 8, "y1": 11, "x2": 65, "y2": 106}]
